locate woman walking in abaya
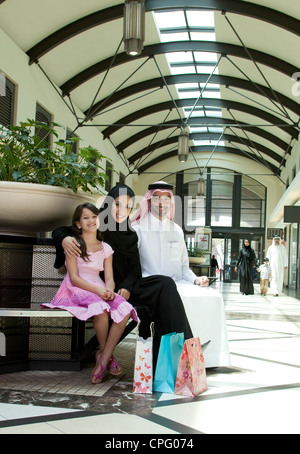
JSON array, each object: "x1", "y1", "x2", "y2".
[{"x1": 234, "y1": 239, "x2": 257, "y2": 295}]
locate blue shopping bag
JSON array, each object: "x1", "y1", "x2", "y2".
[{"x1": 153, "y1": 332, "x2": 185, "y2": 394}]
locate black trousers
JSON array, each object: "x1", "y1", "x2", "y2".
[{"x1": 130, "y1": 275, "x2": 193, "y2": 370}]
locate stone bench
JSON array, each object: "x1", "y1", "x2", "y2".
[{"x1": 0, "y1": 236, "x2": 142, "y2": 373}]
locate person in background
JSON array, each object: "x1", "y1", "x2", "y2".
[
  {"x1": 266, "y1": 236, "x2": 288, "y2": 296},
  {"x1": 210, "y1": 255, "x2": 219, "y2": 277},
  {"x1": 257, "y1": 257, "x2": 272, "y2": 296},
  {"x1": 234, "y1": 239, "x2": 257, "y2": 295}
]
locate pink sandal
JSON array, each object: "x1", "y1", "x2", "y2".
[
  {"x1": 91, "y1": 351, "x2": 106, "y2": 384},
  {"x1": 107, "y1": 356, "x2": 122, "y2": 376}
]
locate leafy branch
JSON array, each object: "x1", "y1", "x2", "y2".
[{"x1": 0, "y1": 119, "x2": 110, "y2": 193}]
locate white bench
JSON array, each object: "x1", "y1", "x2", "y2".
[{"x1": 0, "y1": 308, "x2": 73, "y2": 317}]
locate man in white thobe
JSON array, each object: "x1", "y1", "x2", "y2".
[
  {"x1": 266, "y1": 236, "x2": 288, "y2": 296},
  {"x1": 131, "y1": 181, "x2": 231, "y2": 368}
]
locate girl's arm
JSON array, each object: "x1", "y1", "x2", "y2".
[
  {"x1": 103, "y1": 255, "x2": 115, "y2": 296},
  {"x1": 66, "y1": 255, "x2": 113, "y2": 301}
]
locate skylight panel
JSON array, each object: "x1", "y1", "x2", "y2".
[
  {"x1": 166, "y1": 51, "x2": 194, "y2": 63},
  {"x1": 153, "y1": 8, "x2": 223, "y2": 128},
  {"x1": 177, "y1": 83, "x2": 199, "y2": 90},
  {"x1": 194, "y1": 140, "x2": 225, "y2": 146},
  {"x1": 154, "y1": 11, "x2": 186, "y2": 28},
  {"x1": 201, "y1": 90, "x2": 221, "y2": 98},
  {"x1": 202, "y1": 83, "x2": 220, "y2": 90},
  {"x1": 205, "y1": 110, "x2": 222, "y2": 117},
  {"x1": 160, "y1": 32, "x2": 189, "y2": 43},
  {"x1": 185, "y1": 109, "x2": 205, "y2": 117},
  {"x1": 186, "y1": 11, "x2": 215, "y2": 27},
  {"x1": 196, "y1": 65, "x2": 219, "y2": 74},
  {"x1": 194, "y1": 52, "x2": 218, "y2": 62},
  {"x1": 190, "y1": 127, "x2": 208, "y2": 133},
  {"x1": 208, "y1": 127, "x2": 224, "y2": 133},
  {"x1": 171, "y1": 66, "x2": 196, "y2": 75},
  {"x1": 178, "y1": 89, "x2": 200, "y2": 99},
  {"x1": 190, "y1": 32, "x2": 216, "y2": 41}
]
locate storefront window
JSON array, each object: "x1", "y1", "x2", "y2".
[
  {"x1": 289, "y1": 223, "x2": 298, "y2": 289},
  {"x1": 211, "y1": 176, "x2": 233, "y2": 227},
  {"x1": 241, "y1": 176, "x2": 266, "y2": 228}
]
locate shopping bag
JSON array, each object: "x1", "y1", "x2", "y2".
[
  {"x1": 153, "y1": 332, "x2": 184, "y2": 394},
  {"x1": 133, "y1": 324, "x2": 153, "y2": 394},
  {"x1": 175, "y1": 337, "x2": 207, "y2": 397}
]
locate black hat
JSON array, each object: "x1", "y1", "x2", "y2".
[{"x1": 148, "y1": 182, "x2": 174, "y2": 191}]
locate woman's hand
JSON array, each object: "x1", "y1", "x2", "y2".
[
  {"x1": 118, "y1": 288, "x2": 131, "y2": 300},
  {"x1": 62, "y1": 236, "x2": 81, "y2": 258}
]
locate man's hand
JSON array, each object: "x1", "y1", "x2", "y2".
[
  {"x1": 194, "y1": 276, "x2": 209, "y2": 287},
  {"x1": 62, "y1": 236, "x2": 81, "y2": 258}
]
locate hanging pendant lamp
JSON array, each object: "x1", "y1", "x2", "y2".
[
  {"x1": 178, "y1": 129, "x2": 189, "y2": 162},
  {"x1": 197, "y1": 177, "x2": 205, "y2": 197},
  {"x1": 123, "y1": 0, "x2": 145, "y2": 56}
]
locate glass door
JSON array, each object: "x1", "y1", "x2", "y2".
[
  {"x1": 289, "y1": 223, "x2": 299, "y2": 290},
  {"x1": 222, "y1": 234, "x2": 264, "y2": 283},
  {"x1": 224, "y1": 236, "x2": 239, "y2": 282}
]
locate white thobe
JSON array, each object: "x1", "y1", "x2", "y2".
[
  {"x1": 266, "y1": 242, "x2": 288, "y2": 294},
  {"x1": 133, "y1": 213, "x2": 231, "y2": 368},
  {"x1": 132, "y1": 213, "x2": 196, "y2": 284}
]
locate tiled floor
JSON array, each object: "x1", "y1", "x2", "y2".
[{"x1": 0, "y1": 281, "x2": 300, "y2": 435}]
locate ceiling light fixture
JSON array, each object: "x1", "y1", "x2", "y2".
[
  {"x1": 123, "y1": 0, "x2": 145, "y2": 56},
  {"x1": 197, "y1": 176, "x2": 205, "y2": 197},
  {"x1": 178, "y1": 128, "x2": 190, "y2": 162}
]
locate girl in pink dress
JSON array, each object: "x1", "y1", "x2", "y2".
[{"x1": 42, "y1": 203, "x2": 139, "y2": 384}]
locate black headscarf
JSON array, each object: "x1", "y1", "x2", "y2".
[
  {"x1": 242, "y1": 239, "x2": 252, "y2": 257},
  {"x1": 99, "y1": 184, "x2": 141, "y2": 292}
]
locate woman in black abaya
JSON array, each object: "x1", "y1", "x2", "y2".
[
  {"x1": 52, "y1": 184, "x2": 193, "y2": 369},
  {"x1": 234, "y1": 239, "x2": 257, "y2": 295}
]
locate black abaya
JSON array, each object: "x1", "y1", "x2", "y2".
[{"x1": 236, "y1": 243, "x2": 257, "y2": 295}]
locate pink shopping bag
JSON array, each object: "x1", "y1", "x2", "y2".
[
  {"x1": 175, "y1": 337, "x2": 207, "y2": 397},
  {"x1": 133, "y1": 324, "x2": 153, "y2": 394}
]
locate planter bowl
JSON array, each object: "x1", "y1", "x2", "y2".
[
  {"x1": 0, "y1": 182, "x2": 101, "y2": 235},
  {"x1": 189, "y1": 256, "x2": 206, "y2": 265}
]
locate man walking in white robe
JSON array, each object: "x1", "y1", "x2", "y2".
[
  {"x1": 266, "y1": 236, "x2": 288, "y2": 296},
  {"x1": 131, "y1": 181, "x2": 231, "y2": 368}
]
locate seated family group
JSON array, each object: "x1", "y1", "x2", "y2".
[{"x1": 43, "y1": 181, "x2": 229, "y2": 385}]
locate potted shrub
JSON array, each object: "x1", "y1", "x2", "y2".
[
  {"x1": 187, "y1": 245, "x2": 206, "y2": 265},
  {"x1": 0, "y1": 119, "x2": 108, "y2": 235}
]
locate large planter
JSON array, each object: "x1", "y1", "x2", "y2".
[
  {"x1": 0, "y1": 181, "x2": 101, "y2": 235},
  {"x1": 189, "y1": 256, "x2": 206, "y2": 265}
]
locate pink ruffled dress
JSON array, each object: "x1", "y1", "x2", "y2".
[{"x1": 42, "y1": 242, "x2": 139, "y2": 323}]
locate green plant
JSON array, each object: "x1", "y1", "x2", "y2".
[
  {"x1": 187, "y1": 245, "x2": 205, "y2": 257},
  {"x1": 0, "y1": 119, "x2": 109, "y2": 193}
]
